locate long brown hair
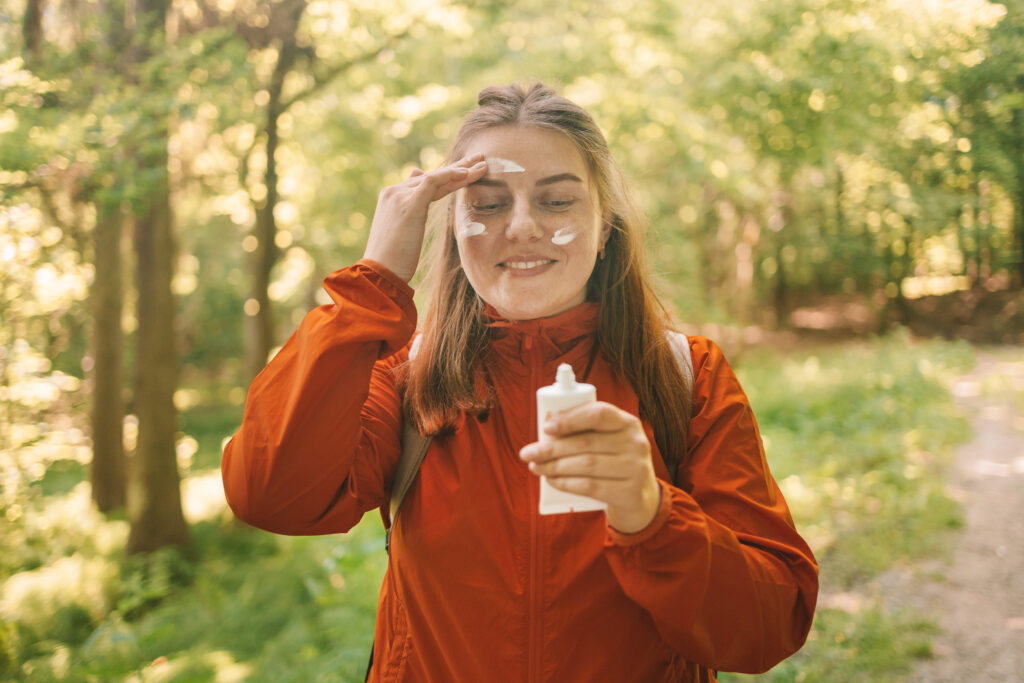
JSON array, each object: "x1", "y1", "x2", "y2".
[{"x1": 403, "y1": 83, "x2": 693, "y2": 477}]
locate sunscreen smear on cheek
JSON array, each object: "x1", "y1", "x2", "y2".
[
  {"x1": 536, "y1": 363, "x2": 606, "y2": 515},
  {"x1": 458, "y1": 221, "x2": 487, "y2": 237},
  {"x1": 551, "y1": 227, "x2": 576, "y2": 245}
]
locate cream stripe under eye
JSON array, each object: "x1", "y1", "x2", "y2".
[
  {"x1": 458, "y1": 221, "x2": 487, "y2": 237},
  {"x1": 551, "y1": 228, "x2": 576, "y2": 245}
]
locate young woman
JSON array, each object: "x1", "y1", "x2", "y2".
[{"x1": 222, "y1": 83, "x2": 818, "y2": 682}]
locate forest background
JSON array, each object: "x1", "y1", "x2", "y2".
[{"x1": 1, "y1": 0, "x2": 1023, "y2": 679}]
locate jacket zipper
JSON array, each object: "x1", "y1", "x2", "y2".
[{"x1": 527, "y1": 335, "x2": 543, "y2": 683}]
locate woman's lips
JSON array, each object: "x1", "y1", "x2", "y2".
[{"x1": 501, "y1": 259, "x2": 556, "y2": 271}]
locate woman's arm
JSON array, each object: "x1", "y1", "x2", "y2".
[
  {"x1": 523, "y1": 337, "x2": 818, "y2": 672},
  {"x1": 221, "y1": 260, "x2": 415, "y2": 535},
  {"x1": 601, "y1": 337, "x2": 819, "y2": 673},
  {"x1": 223, "y1": 156, "x2": 487, "y2": 536}
]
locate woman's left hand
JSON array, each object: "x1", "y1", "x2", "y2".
[{"x1": 519, "y1": 402, "x2": 662, "y2": 534}]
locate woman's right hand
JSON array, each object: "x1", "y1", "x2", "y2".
[{"x1": 363, "y1": 154, "x2": 488, "y2": 282}]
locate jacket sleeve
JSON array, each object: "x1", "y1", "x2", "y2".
[
  {"x1": 221, "y1": 259, "x2": 415, "y2": 535},
  {"x1": 602, "y1": 336, "x2": 819, "y2": 674}
]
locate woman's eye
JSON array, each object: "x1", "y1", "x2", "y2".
[
  {"x1": 543, "y1": 199, "x2": 576, "y2": 210},
  {"x1": 469, "y1": 202, "x2": 506, "y2": 214}
]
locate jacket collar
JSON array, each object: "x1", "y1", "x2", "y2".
[{"x1": 485, "y1": 302, "x2": 600, "y2": 361}]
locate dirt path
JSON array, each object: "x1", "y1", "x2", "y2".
[{"x1": 881, "y1": 350, "x2": 1024, "y2": 681}]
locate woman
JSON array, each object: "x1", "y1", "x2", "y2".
[{"x1": 222, "y1": 83, "x2": 818, "y2": 682}]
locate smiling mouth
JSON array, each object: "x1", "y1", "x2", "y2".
[{"x1": 501, "y1": 259, "x2": 555, "y2": 270}]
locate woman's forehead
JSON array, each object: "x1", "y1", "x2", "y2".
[{"x1": 461, "y1": 126, "x2": 589, "y2": 178}]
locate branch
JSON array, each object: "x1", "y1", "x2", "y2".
[{"x1": 279, "y1": 29, "x2": 410, "y2": 114}]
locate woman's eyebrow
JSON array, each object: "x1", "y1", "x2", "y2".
[
  {"x1": 536, "y1": 173, "x2": 584, "y2": 186},
  {"x1": 470, "y1": 177, "x2": 508, "y2": 188},
  {"x1": 469, "y1": 172, "x2": 584, "y2": 188}
]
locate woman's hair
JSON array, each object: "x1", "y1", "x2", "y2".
[{"x1": 403, "y1": 82, "x2": 693, "y2": 477}]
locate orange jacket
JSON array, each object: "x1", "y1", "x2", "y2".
[{"x1": 222, "y1": 260, "x2": 818, "y2": 682}]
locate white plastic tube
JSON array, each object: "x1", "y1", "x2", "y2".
[{"x1": 536, "y1": 363, "x2": 607, "y2": 515}]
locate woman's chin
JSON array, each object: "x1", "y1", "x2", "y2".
[{"x1": 489, "y1": 297, "x2": 579, "y2": 321}]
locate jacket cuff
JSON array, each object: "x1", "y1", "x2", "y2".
[
  {"x1": 606, "y1": 479, "x2": 674, "y2": 547},
  {"x1": 356, "y1": 258, "x2": 415, "y2": 300}
]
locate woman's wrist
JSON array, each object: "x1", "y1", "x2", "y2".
[{"x1": 606, "y1": 479, "x2": 663, "y2": 534}]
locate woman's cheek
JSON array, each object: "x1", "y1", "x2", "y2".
[
  {"x1": 458, "y1": 221, "x2": 487, "y2": 238},
  {"x1": 551, "y1": 227, "x2": 577, "y2": 245}
]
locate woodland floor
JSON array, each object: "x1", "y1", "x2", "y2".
[
  {"x1": 877, "y1": 350, "x2": 1024, "y2": 682},
  {"x1": 745, "y1": 287, "x2": 1024, "y2": 681}
]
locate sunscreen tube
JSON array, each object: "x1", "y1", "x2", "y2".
[{"x1": 536, "y1": 363, "x2": 607, "y2": 515}]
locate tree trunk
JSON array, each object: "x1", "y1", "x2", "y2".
[
  {"x1": 1016, "y1": 183, "x2": 1024, "y2": 286},
  {"x1": 127, "y1": 176, "x2": 190, "y2": 553},
  {"x1": 22, "y1": 0, "x2": 43, "y2": 58},
  {"x1": 245, "y1": 15, "x2": 303, "y2": 381},
  {"x1": 126, "y1": 0, "x2": 189, "y2": 555},
  {"x1": 693, "y1": 183, "x2": 717, "y2": 309},
  {"x1": 90, "y1": 205, "x2": 127, "y2": 512},
  {"x1": 774, "y1": 237, "x2": 789, "y2": 328},
  {"x1": 246, "y1": 207, "x2": 277, "y2": 380},
  {"x1": 1013, "y1": 79, "x2": 1024, "y2": 287}
]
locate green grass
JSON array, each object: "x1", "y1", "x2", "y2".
[
  {"x1": 1, "y1": 330, "x2": 979, "y2": 681},
  {"x1": 721, "y1": 606, "x2": 940, "y2": 683}
]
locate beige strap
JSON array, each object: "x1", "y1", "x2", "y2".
[{"x1": 389, "y1": 416, "x2": 431, "y2": 522}]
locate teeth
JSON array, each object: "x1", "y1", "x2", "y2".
[{"x1": 505, "y1": 260, "x2": 551, "y2": 270}]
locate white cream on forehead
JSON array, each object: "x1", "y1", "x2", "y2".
[
  {"x1": 458, "y1": 221, "x2": 487, "y2": 237},
  {"x1": 486, "y1": 157, "x2": 525, "y2": 173},
  {"x1": 551, "y1": 227, "x2": 577, "y2": 245}
]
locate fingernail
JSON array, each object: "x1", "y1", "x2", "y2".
[{"x1": 519, "y1": 445, "x2": 534, "y2": 460}]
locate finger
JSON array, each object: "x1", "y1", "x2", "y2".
[
  {"x1": 422, "y1": 154, "x2": 488, "y2": 188},
  {"x1": 519, "y1": 441, "x2": 548, "y2": 463},
  {"x1": 529, "y1": 453, "x2": 633, "y2": 480},
  {"x1": 543, "y1": 476, "x2": 633, "y2": 508},
  {"x1": 541, "y1": 430, "x2": 637, "y2": 463},
  {"x1": 425, "y1": 164, "x2": 485, "y2": 201},
  {"x1": 452, "y1": 152, "x2": 486, "y2": 168},
  {"x1": 543, "y1": 402, "x2": 639, "y2": 438},
  {"x1": 416, "y1": 154, "x2": 485, "y2": 187},
  {"x1": 408, "y1": 168, "x2": 425, "y2": 178},
  {"x1": 519, "y1": 428, "x2": 640, "y2": 464}
]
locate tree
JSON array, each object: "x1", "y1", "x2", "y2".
[
  {"x1": 125, "y1": 0, "x2": 190, "y2": 554},
  {"x1": 954, "y1": 0, "x2": 1024, "y2": 284},
  {"x1": 89, "y1": 200, "x2": 127, "y2": 512}
]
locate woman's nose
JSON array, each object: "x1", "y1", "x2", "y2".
[{"x1": 504, "y1": 202, "x2": 543, "y2": 242}]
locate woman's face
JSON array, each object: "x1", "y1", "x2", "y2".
[{"x1": 454, "y1": 126, "x2": 607, "y2": 321}]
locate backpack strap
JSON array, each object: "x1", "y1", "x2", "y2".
[
  {"x1": 386, "y1": 331, "x2": 694, "y2": 541},
  {"x1": 386, "y1": 335, "x2": 428, "y2": 551},
  {"x1": 389, "y1": 417, "x2": 431, "y2": 525},
  {"x1": 667, "y1": 330, "x2": 694, "y2": 392}
]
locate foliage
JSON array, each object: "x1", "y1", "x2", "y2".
[{"x1": 5, "y1": 1, "x2": 1020, "y2": 389}]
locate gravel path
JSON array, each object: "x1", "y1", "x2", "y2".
[{"x1": 883, "y1": 350, "x2": 1024, "y2": 681}]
